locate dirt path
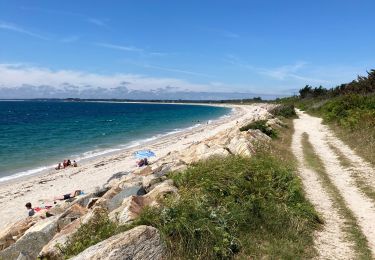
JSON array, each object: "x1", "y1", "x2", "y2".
[{"x1": 292, "y1": 109, "x2": 375, "y2": 258}]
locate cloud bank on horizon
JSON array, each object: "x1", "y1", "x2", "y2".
[{"x1": 0, "y1": 1, "x2": 374, "y2": 99}]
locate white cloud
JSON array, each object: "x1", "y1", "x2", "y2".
[
  {"x1": 0, "y1": 63, "x2": 215, "y2": 92},
  {"x1": 0, "y1": 21, "x2": 48, "y2": 40},
  {"x1": 95, "y1": 42, "x2": 143, "y2": 52}
]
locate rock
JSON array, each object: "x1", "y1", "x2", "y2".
[
  {"x1": 133, "y1": 165, "x2": 153, "y2": 176},
  {"x1": 39, "y1": 218, "x2": 81, "y2": 260},
  {"x1": 0, "y1": 217, "x2": 58, "y2": 260},
  {"x1": 16, "y1": 252, "x2": 31, "y2": 260},
  {"x1": 247, "y1": 129, "x2": 272, "y2": 143},
  {"x1": 109, "y1": 195, "x2": 143, "y2": 224},
  {"x1": 107, "y1": 184, "x2": 145, "y2": 212},
  {"x1": 105, "y1": 171, "x2": 130, "y2": 187},
  {"x1": 110, "y1": 180, "x2": 177, "y2": 225},
  {"x1": 142, "y1": 175, "x2": 167, "y2": 193},
  {"x1": 0, "y1": 218, "x2": 37, "y2": 250},
  {"x1": 87, "y1": 197, "x2": 99, "y2": 209},
  {"x1": 57, "y1": 204, "x2": 88, "y2": 229},
  {"x1": 200, "y1": 145, "x2": 230, "y2": 159},
  {"x1": 70, "y1": 225, "x2": 165, "y2": 260},
  {"x1": 266, "y1": 118, "x2": 284, "y2": 128},
  {"x1": 227, "y1": 135, "x2": 254, "y2": 156}
]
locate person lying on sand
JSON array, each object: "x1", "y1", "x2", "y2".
[{"x1": 54, "y1": 190, "x2": 83, "y2": 201}]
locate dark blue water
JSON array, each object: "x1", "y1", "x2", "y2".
[{"x1": 0, "y1": 101, "x2": 230, "y2": 181}]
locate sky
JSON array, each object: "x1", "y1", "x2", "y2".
[{"x1": 0, "y1": 0, "x2": 374, "y2": 99}]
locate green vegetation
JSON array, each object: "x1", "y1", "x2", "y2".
[
  {"x1": 58, "y1": 213, "x2": 119, "y2": 259},
  {"x1": 137, "y1": 154, "x2": 319, "y2": 259},
  {"x1": 269, "y1": 104, "x2": 297, "y2": 118},
  {"x1": 239, "y1": 120, "x2": 277, "y2": 138},
  {"x1": 278, "y1": 69, "x2": 375, "y2": 165},
  {"x1": 60, "y1": 119, "x2": 321, "y2": 259},
  {"x1": 328, "y1": 144, "x2": 375, "y2": 203},
  {"x1": 302, "y1": 133, "x2": 372, "y2": 259}
]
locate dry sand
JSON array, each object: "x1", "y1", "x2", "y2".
[{"x1": 0, "y1": 104, "x2": 268, "y2": 230}]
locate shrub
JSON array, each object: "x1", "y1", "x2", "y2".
[
  {"x1": 239, "y1": 120, "x2": 278, "y2": 138},
  {"x1": 59, "y1": 213, "x2": 118, "y2": 259},
  {"x1": 270, "y1": 104, "x2": 297, "y2": 118}
]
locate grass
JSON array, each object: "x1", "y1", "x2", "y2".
[
  {"x1": 239, "y1": 120, "x2": 278, "y2": 138},
  {"x1": 301, "y1": 133, "x2": 372, "y2": 259},
  {"x1": 328, "y1": 143, "x2": 375, "y2": 203},
  {"x1": 269, "y1": 104, "x2": 297, "y2": 118},
  {"x1": 60, "y1": 119, "x2": 320, "y2": 259},
  {"x1": 133, "y1": 119, "x2": 319, "y2": 259}
]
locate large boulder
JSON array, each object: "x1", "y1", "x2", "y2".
[
  {"x1": 38, "y1": 218, "x2": 81, "y2": 260},
  {"x1": 56, "y1": 204, "x2": 88, "y2": 229},
  {"x1": 70, "y1": 225, "x2": 165, "y2": 260},
  {"x1": 226, "y1": 135, "x2": 254, "y2": 156},
  {"x1": 109, "y1": 180, "x2": 177, "y2": 225},
  {"x1": 0, "y1": 218, "x2": 37, "y2": 250},
  {"x1": 0, "y1": 216, "x2": 58, "y2": 260}
]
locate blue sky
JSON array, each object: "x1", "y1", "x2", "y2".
[{"x1": 0, "y1": 0, "x2": 374, "y2": 99}]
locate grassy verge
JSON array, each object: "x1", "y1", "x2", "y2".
[
  {"x1": 61, "y1": 119, "x2": 320, "y2": 259},
  {"x1": 302, "y1": 133, "x2": 372, "y2": 259},
  {"x1": 328, "y1": 143, "x2": 375, "y2": 203}
]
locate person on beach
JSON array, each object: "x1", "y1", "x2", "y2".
[
  {"x1": 137, "y1": 158, "x2": 148, "y2": 167},
  {"x1": 67, "y1": 159, "x2": 71, "y2": 166},
  {"x1": 55, "y1": 163, "x2": 62, "y2": 170},
  {"x1": 25, "y1": 202, "x2": 35, "y2": 217},
  {"x1": 63, "y1": 160, "x2": 67, "y2": 168},
  {"x1": 54, "y1": 190, "x2": 82, "y2": 201},
  {"x1": 73, "y1": 160, "x2": 78, "y2": 167}
]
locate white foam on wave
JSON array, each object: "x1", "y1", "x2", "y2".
[{"x1": 0, "y1": 165, "x2": 53, "y2": 183}]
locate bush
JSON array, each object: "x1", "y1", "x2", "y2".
[
  {"x1": 239, "y1": 120, "x2": 278, "y2": 138},
  {"x1": 136, "y1": 155, "x2": 320, "y2": 259},
  {"x1": 270, "y1": 104, "x2": 297, "y2": 118},
  {"x1": 59, "y1": 213, "x2": 118, "y2": 259}
]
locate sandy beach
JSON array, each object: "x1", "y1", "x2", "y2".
[{"x1": 0, "y1": 104, "x2": 268, "y2": 229}]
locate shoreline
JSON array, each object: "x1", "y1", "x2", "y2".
[
  {"x1": 0, "y1": 102, "x2": 232, "y2": 185},
  {"x1": 0, "y1": 104, "x2": 269, "y2": 229}
]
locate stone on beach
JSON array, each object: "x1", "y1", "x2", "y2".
[
  {"x1": 0, "y1": 216, "x2": 58, "y2": 260},
  {"x1": 70, "y1": 225, "x2": 165, "y2": 260}
]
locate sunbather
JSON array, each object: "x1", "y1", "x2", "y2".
[{"x1": 54, "y1": 190, "x2": 82, "y2": 201}]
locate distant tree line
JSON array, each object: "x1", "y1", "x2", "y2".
[{"x1": 299, "y1": 69, "x2": 375, "y2": 99}]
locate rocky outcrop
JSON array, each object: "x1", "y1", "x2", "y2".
[
  {"x1": 70, "y1": 225, "x2": 165, "y2": 260},
  {"x1": 0, "y1": 218, "x2": 37, "y2": 251},
  {"x1": 0, "y1": 217, "x2": 58, "y2": 260},
  {"x1": 109, "y1": 180, "x2": 178, "y2": 224},
  {"x1": 39, "y1": 218, "x2": 81, "y2": 260}
]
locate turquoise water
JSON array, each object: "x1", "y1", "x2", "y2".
[{"x1": 0, "y1": 101, "x2": 230, "y2": 182}]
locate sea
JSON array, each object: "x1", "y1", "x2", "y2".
[{"x1": 0, "y1": 101, "x2": 231, "y2": 182}]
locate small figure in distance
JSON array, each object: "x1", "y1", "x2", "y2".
[
  {"x1": 25, "y1": 202, "x2": 35, "y2": 217},
  {"x1": 67, "y1": 159, "x2": 71, "y2": 166},
  {"x1": 54, "y1": 190, "x2": 82, "y2": 201},
  {"x1": 63, "y1": 160, "x2": 67, "y2": 168},
  {"x1": 73, "y1": 160, "x2": 78, "y2": 167},
  {"x1": 55, "y1": 163, "x2": 62, "y2": 170}
]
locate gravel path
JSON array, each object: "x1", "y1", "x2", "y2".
[{"x1": 292, "y1": 112, "x2": 354, "y2": 259}]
